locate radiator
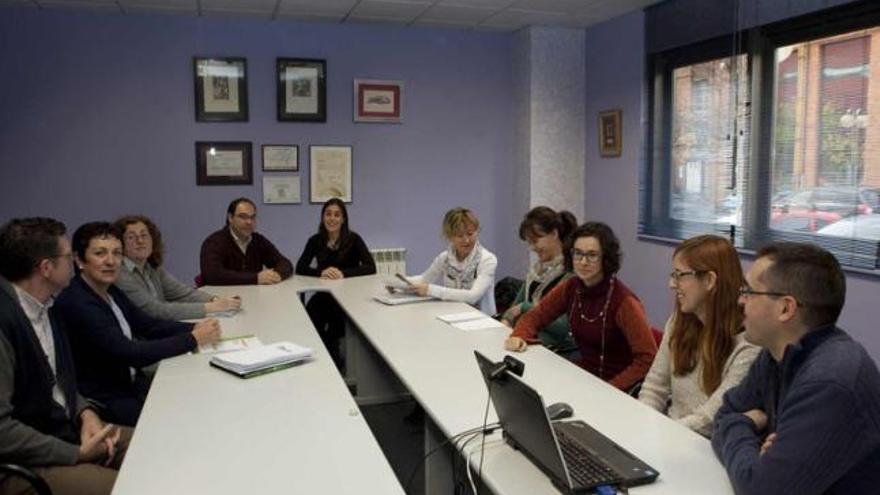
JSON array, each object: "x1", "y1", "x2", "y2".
[{"x1": 370, "y1": 248, "x2": 407, "y2": 276}]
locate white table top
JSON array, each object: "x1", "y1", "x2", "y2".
[
  {"x1": 111, "y1": 282, "x2": 404, "y2": 495},
  {"x1": 316, "y1": 275, "x2": 735, "y2": 495},
  {"x1": 114, "y1": 274, "x2": 733, "y2": 495}
]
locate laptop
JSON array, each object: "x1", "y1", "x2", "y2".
[
  {"x1": 474, "y1": 351, "x2": 659, "y2": 493},
  {"x1": 372, "y1": 292, "x2": 434, "y2": 305}
]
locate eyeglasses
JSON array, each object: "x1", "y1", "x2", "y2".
[
  {"x1": 123, "y1": 233, "x2": 151, "y2": 242},
  {"x1": 738, "y1": 286, "x2": 789, "y2": 298},
  {"x1": 571, "y1": 249, "x2": 601, "y2": 263},
  {"x1": 669, "y1": 270, "x2": 703, "y2": 283},
  {"x1": 234, "y1": 213, "x2": 257, "y2": 221}
]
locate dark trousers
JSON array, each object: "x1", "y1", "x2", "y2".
[{"x1": 305, "y1": 292, "x2": 345, "y2": 367}]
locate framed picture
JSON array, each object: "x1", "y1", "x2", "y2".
[
  {"x1": 263, "y1": 175, "x2": 301, "y2": 204},
  {"x1": 262, "y1": 145, "x2": 299, "y2": 171},
  {"x1": 353, "y1": 79, "x2": 403, "y2": 123},
  {"x1": 193, "y1": 57, "x2": 248, "y2": 122},
  {"x1": 195, "y1": 141, "x2": 252, "y2": 185},
  {"x1": 309, "y1": 145, "x2": 352, "y2": 203},
  {"x1": 277, "y1": 58, "x2": 326, "y2": 122},
  {"x1": 598, "y1": 109, "x2": 622, "y2": 157}
]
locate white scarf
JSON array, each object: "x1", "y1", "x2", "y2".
[
  {"x1": 524, "y1": 254, "x2": 566, "y2": 304},
  {"x1": 443, "y1": 242, "x2": 483, "y2": 290}
]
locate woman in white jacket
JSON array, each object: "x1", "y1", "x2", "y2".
[{"x1": 403, "y1": 207, "x2": 497, "y2": 314}]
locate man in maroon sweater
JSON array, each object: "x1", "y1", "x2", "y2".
[{"x1": 199, "y1": 198, "x2": 293, "y2": 285}]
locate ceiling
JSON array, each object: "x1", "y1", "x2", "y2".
[{"x1": 0, "y1": 0, "x2": 662, "y2": 31}]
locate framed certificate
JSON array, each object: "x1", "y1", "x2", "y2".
[
  {"x1": 193, "y1": 57, "x2": 248, "y2": 122},
  {"x1": 195, "y1": 141, "x2": 252, "y2": 185},
  {"x1": 309, "y1": 145, "x2": 352, "y2": 203},
  {"x1": 263, "y1": 175, "x2": 301, "y2": 204},
  {"x1": 262, "y1": 145, "x2": 299, "y2": 171},
  {"x1": 277, "y1": 58, "x2": 326, "y2": 122}
]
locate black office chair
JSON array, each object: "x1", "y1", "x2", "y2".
[{"x1": 0, "y1": 464, "x2": 53, "y2": 495}]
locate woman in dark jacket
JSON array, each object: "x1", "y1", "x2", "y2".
[
  {"x1": 296, "y1": 198, "x2": 376, "y2": 368},
  {"x1": 55, "y1": 222, "x2": 220, "y2": 426}
]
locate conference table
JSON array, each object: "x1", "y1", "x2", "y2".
[{"x1": 112, "y1": 274, "x2": 734, "y2": 495}]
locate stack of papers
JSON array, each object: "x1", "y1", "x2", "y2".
[
  {"x1": 199, "y1": 335, "x2": 261, "y2": 354},
  {"x1": 373, "y1": 293, "x2": 434, "y2": 305},
  {"x1": 210, "y1": 341, "x2": 313, "y2": 378},
  {"x1": 436, "y1": 312, "x2": 506, "y2": 331}
]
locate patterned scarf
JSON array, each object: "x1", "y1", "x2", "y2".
[
  {"x1": 524, "y1": 254, "x2": 566, "y2": 304},
  {"x1": 444, "y1": 242, "x2": 483, "y2": 289}
]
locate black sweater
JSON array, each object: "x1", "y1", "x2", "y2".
[{"x1": 295, "y1": 232, "x2": 376, "y2": 278}]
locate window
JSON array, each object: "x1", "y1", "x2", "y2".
[{"x1": 643, "y1": 5, "x2": 880, "y2": 271}]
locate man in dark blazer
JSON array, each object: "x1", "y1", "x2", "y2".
[
  {"x1": 199, "y1": 197, "x2": 294, "y2": 285},
  {"x1": 0, "y1": 217, "x2": 129, "y2": 495}
]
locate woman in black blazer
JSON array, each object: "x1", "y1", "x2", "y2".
[
  {"x1": 296, "y1": 198, "x2": 376, "y2": 368},
  {"x1": 55, "y1": 222, "x2": 221, "y2": 426}
]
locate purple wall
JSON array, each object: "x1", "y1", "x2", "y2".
[
  {"x1": 584, "y1": 10, "x2": 880, "y2": 360},
  {"x1": 0, "y1": 7, "x2": 515, "y2": 281}
]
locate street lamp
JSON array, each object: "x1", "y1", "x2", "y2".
[{"x1": 839, "y1": 107, "x2": 869, "y2": 186}]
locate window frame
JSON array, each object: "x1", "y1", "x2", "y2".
[{"x1": 642, "y1": 2, "x2": 880, "y2": 272}]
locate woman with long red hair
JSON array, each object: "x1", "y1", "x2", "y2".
[{"x1": 638, "y1": 235, "x2": 759, "y2": 437}]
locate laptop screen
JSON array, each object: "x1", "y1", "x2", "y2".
[{"x1": 474, "y1": 351, "x2": 572, "y2": 489}]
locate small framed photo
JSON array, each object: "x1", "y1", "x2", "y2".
[
  {"x1": 353, "y1": 79, "x2": 403, "y2": 123},
  {"x1": 195, "y1": 141, "x2": 252, "y2": 185},
  {"x1": 309, "y1": 145, "x2": 352, "y2": 203},
  {"x1": 263, "y1": 175, "x2": 301, "y2": 204},
  {"x1": 277, "y1": 58, "x2": 326, "y2": 122},
  {"x1": 598, "y1": 109, "x2": 622, "y2": 157},
  {"x1": 262, "y1": 145, "x2": 299, "y2": 171},
  {"x1": 193, "y1": 57, "x2": 248, "y2": 122}
]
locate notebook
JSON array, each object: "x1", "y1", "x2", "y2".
[
  {"x1": 210, "y1": 342, "x2": 313, "y2": 378},
  {"x1": 373, "y1": 292, "x2": 434, "y2": 305},
  {"x1": 474, "y1": 351, "x2": 659, "y2": 493}
]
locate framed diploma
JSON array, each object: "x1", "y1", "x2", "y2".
[
  {"x1": 263, "y1": 175, "x2": 301, "y2": 204},
  {"x1": 353, "y1": 79, "x2": 403, "y2": 123},
  {"x1": 193, "y1": 57, "x2": 248, "y2": 122},
  {"x1": 277, "y1": 58, "x2": 326, "y2": 122},
  {"x1": 262, "y1": 144, "x2": 299, "y2": 171},
  {"x1": 309, "y1": 145, "x2": 352, "y2": 203},
  {"x1": 195, "y1": 141, "x2": 252, "y2": 185}
]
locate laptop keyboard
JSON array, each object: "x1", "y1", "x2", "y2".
[{"x1": 557, "y1": 430, "x2": 624, "y2": 489}]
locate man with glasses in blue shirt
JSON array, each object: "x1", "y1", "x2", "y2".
[{"x1": 713, "y1": 241, "x2": 880, "y2": 494}]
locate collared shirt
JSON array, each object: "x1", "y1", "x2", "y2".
[
  {"x1": 107, "y1": 295, "x2": 136, "y2": 381},
  {"x1": 229, "y1": 227, "x2": 252, "y2": 255},
  {"x1": 12, "y1": 285, "x2": 67, "y2": 410},
  {"x1": 123, "y1": 257, "x2": 159, "y2": 299}
]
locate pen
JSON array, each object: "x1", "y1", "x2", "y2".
[{"x1": 395, "y1": 273, "x2": 414, "y2": 286}]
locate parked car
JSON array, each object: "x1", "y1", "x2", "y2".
[
  {"x1": 775, "y1": 186, "x2": 875, "y2": 217},
  {"x1": 817, "y1": 214, "x2": 880, "y2": 241},
  {"x1": 770, "y1": 209, "x2": 842, "y2": 233}
]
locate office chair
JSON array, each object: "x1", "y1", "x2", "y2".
[{"x1": 0, "y1": 464, "x2": 53, "y2": 495}]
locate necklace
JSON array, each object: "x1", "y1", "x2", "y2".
[
  {"x1": 569, "y1": 277, "x2": 616, "y2": 379},
  {"x1": 574, "y1": 277, "x2": 615, "y2": 323}
]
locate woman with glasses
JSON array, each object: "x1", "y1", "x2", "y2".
[
  {"x1": 638, "y1": 235, "x2": 759, "y2": 436},
  {"x1": 114, "y1": 215, "x2": 241, "y2": 320},
  {"x1": 296, "y1": 198, "x2": 376, "y2": 367},
  {"x1": 501, "y1": 207, "x2": 578, "y2": 357},
  {"x1": 505, "y1": 222, "x2": 657, "y2": 391},
  {"x1": 55, "y1": 222, "x2": 221, "y2": 426},
  {"x1": 394, "y1": 207, "x2": 497, "y2": 314}
]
